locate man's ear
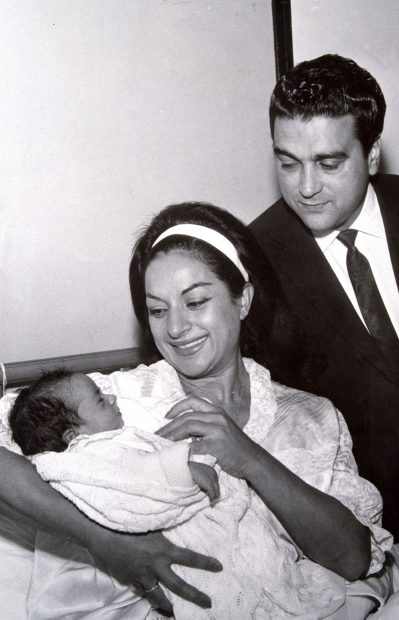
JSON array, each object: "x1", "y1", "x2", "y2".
[
  {"x1": 63, "y1": 427, "x2": 77, "y2": 444},
  {"x1": 239, "y1": 282, "x2": 254, "y2": 320},
  {"x1": 368, "y1": 138, "x2": 381, "y2": 175}
]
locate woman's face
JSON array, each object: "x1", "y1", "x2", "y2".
[{"x1": 144, "y1": 250, "x2": 251, "y2": 379}]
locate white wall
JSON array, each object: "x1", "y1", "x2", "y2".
[
  {"x1": 291, "y1": 0, "x2": 399, "y2": 174},
  {"x1": 0, "y1": 0, "x2": 278, "y2": 363}
]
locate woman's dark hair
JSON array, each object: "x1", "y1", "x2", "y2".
[
  {"x1": 129, "y1": 201, "x2": 302, "y2": 381},
  {"x1": 9, "y1": 368, "x2": 80, "y2": 456},
  {"x1": 270, "y1": 54, "x2": 386, "y2": 156}
]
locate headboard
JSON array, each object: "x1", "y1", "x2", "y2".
[{"x1": 1, "y1": 347, "x2": 153, "y2": 396}]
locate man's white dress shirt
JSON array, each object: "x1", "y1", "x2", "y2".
[{"x1": 315, "y1": 183, "x2": 399, "y2": 337}]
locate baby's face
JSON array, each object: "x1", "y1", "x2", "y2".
[{"x1": 65, "y1": 374, "x2": 123, "y2": 435}]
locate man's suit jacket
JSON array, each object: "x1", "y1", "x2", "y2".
[{"x1": 250, "y1": 173, "x2": 399, "y2": 539}]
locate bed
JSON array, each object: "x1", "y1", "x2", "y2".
[{"x1": 1, "y1": 349, "x2": 399, "y2": 620}]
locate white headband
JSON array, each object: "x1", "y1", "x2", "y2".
[{"x1": 152, "y1": 224, "x2": 249, "y2": 282}]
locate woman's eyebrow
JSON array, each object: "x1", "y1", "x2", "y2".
[
  {"x1": 146, "y1": 292, "x2": 164, "y2": 301},
  {"x1": 146, "y1": 282, "x2": 213, "y2": 301},
  {"x1": 181, "y1": 282, "x2": 213, "y2": 295}
]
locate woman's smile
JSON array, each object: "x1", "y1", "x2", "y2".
[{"x1": 169, "y1": 335, "x2": 208, "y2": 355}]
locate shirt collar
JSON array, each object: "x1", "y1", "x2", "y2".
[{"x1": 315, "y1": 182, "x2": 384, "y2": 253}]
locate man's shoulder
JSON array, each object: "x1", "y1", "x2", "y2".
[
  {"x1": 373, "y1": 172, "x2": 399, "y2": 186},
  {"x1": 372, "y1": 173, "x2": 399, "y2": 204},
  {"x1": 249, "y1": 196, "x2": 288, "y2": 231},
  {"x1": 249, "y1": 197, "x2": 310, "y2": 256}
]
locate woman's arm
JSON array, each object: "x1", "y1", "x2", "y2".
[
  {"x1": 0, "y1": 447, "x2": 221, "y2": 612},
  {"x1": 157, "y1": 398, "x2": 371, "y2": 581},
  {"x1": 234, "y1": 438, "x2": 371, "y2": 581}
]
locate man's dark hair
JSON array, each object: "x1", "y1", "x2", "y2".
[
  {"x1": 9, "y1": 368, "x2": 80, "y2": 456},
  {"x1": 269, "y1": 54, "x2": 386, "y2": 155}
]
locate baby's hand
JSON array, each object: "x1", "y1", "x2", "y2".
[{"x1": 188, "y1": 462, "x2": 220, "y2": 504}]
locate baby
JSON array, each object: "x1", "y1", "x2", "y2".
[{"x1": 9, "y1": 368, "x2": 220, "y2": 513}]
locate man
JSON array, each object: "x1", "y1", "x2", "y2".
[{"x1": 250, "y1": 54, "x2": 399, "y2": 539}]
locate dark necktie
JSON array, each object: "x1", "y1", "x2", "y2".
[{"x1": 337, "y1": 229, "x2": 397, "y2": 342}]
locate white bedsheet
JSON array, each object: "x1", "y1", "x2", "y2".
[{"x1": 0, "y1": 506, "x2": 35, "y2": 620}]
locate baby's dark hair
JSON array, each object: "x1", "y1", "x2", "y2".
[{"x1": 9, "y1": 368, "x2": 80, "y2": 456}]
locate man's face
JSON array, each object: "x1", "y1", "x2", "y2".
[{"x1": 273, "y1": 115, "x2": 380, "y2": 236}]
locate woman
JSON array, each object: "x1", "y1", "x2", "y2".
[
  {"x1": 126, "y1": 201, "x2": 392, "y2": 618},
  {"x1": 0, "y1": 201, "x2": 392, "y2": 618}
]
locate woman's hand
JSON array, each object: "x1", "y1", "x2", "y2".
[{"x1": 157, "y1": 396, "x2": 260, "y2": 479}]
